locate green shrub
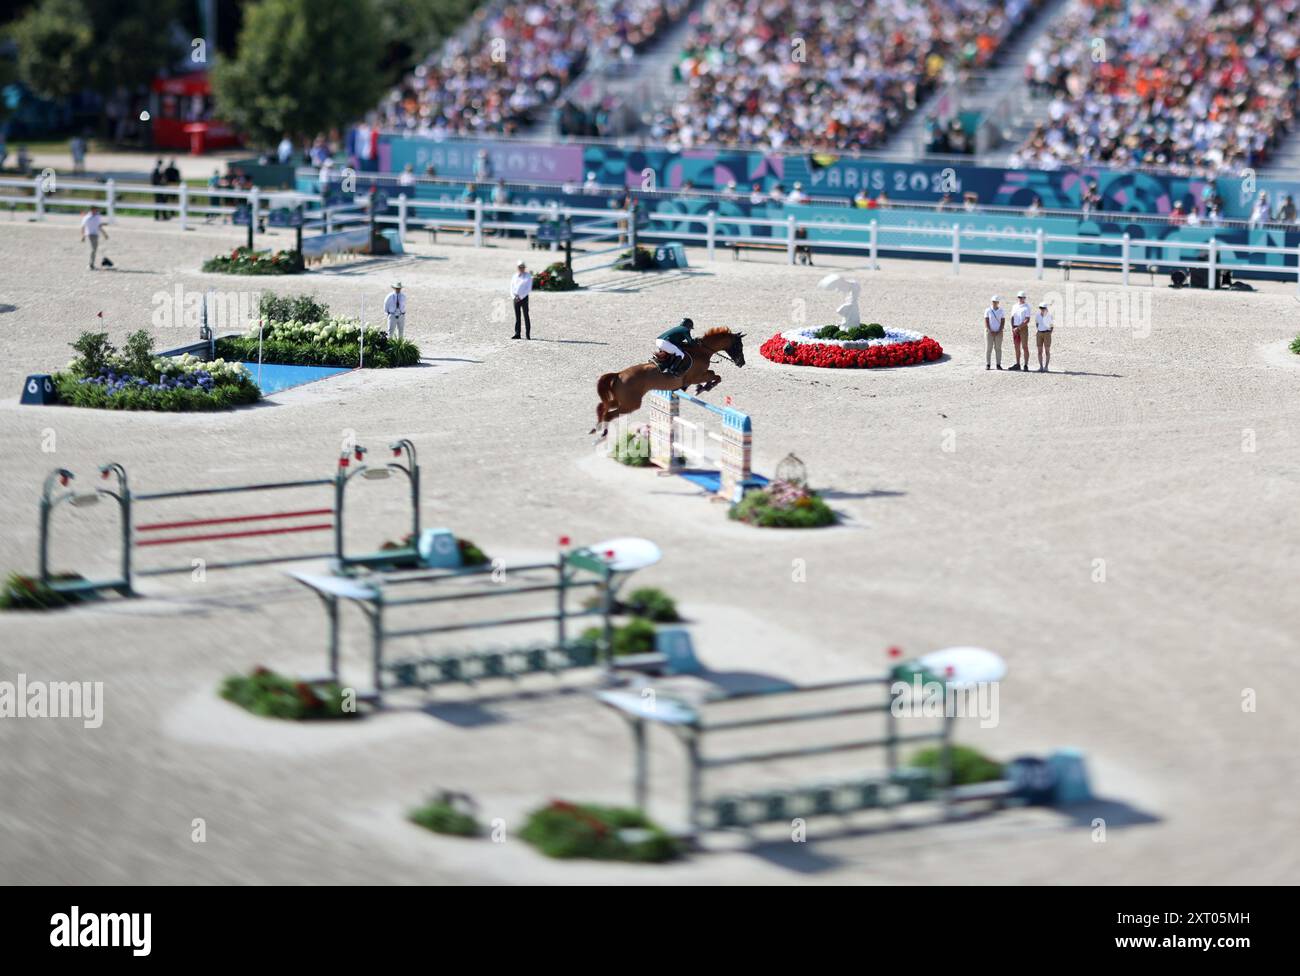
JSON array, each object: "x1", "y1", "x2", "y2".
[
  {"x1": 614, "y1": 246, "x2": 656, "y2": 271},
  {"x1": 909, "y1": 745, "x2": 1004, "y2": 786},
  {"x1": 533, "y1": 261, "x2": 579, "y2": 291},
  {"x1": 409, "y1": 791, "x2": 481, "y2": 837},
  {"x1": 729, "y1": 486, "x2": 837, "y2": 528},
  {"x1": 259, "y1": 291, "x2": 329, "y2": 324},
  {"x1": 621, "y1": 587, "x2": 680, "y2": 622},
  {"x1": 458, "y1": 539, "x2": 489, "y2": 566},
  {"x1": 214, "y1": 335, "x2": 420, "y2": 369},
  {"x1": 1290, "y1": 334, "x2": 1300, "y2": 355},
  {"x1": 0, "y1": 573, "x2": 84, "y2": 611},
  {"x1": 121, "y1": 330, "x2": 156, "y2": 377},
  {"x1": 580, "y1": 617, "x2": 656, "y2": 657},
  {"x1": 220, "y1": 668, "x2": 357, "y2": 721},
  {"x1": 612, "y1": 428, "x2": 651, "y2": 466},
  {"x1": 813, "y1": 324, "x2": 842, "y2": 339},
  {"x1": 520, "y1": 801, "x2": 681, "y2": 862},
  {"x1": 846, "y1": 322, "x2": 886, "y2": 340},
  {"x1": 54, "y1": 371, "x2": 260, "y2": 412},
  {"x1": 202, "y1": 246, "x2": 304, "y2": 275},
  {"x1": 69, "y1": 332, "x2": 114, "y2": 375}
]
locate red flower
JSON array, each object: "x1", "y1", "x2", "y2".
[{"x1": 760, "y1": 333, "x2": 943, "y2": 369}]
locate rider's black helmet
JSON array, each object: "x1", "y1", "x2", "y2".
[{"x1": 680, "y1": 317, "x2": 694, "y2": 330}]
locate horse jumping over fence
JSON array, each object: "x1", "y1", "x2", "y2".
[{"x1": 590, "y1": 327, "x2": 747, "y2": 438}]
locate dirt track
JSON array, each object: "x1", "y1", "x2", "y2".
[{"x1": 1, "y1": 215, "x2": 1298, "y2": 884}]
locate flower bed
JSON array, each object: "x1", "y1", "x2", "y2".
[
  {"x1": 213, "y1": 292, "x2": 421, "y2": 368},
  {"x1": 761, "y1": 326, "x2": 943, "y2": 369},
  {"x1": 220, "y1": 667, "x2": 357, "y2": 720},
  {"x1": 54, "y1": 331, "x2": 260, "y2": 412},
  {"x1": 533, "y1": 261, "x2": 578, "y2": 291},
  {"x1": 520, "y1": 801, "x2": 681, "y2": 862},
  {"x1": 202, "y1": 246, "x2": 304, "y2": 275},
  {"x1": 613, "y1": 246, "x2": 657, "y2": 272},
  {"x1": 729, "y1": 479, "x2": 837, "y2": 528}
]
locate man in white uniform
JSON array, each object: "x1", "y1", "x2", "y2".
[
  {"x1": 1034, "y1": 301, "x2": 1054, "y2": 372},
  {"x1": 510, "y1": 261, "x2": 532, "y2": 339},
  {"x1": 984, "y1": 294, "x2": 1005, "y2": 370},
  {"x1": 80, "y1": 206, "x2": 108, "y2": 270},
  {"x1": 384, "y1": 282, "x2": 406, "y2": 340},
  {"x1": 1008, "y1": 290, "x2": 1032, "y2": 371}
]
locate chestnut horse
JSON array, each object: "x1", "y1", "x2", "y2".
[{"x1": 590, "y1": 327, "x2": 746, "y2": 437}]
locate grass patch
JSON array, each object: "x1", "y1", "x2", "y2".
[
  {"x1": 220, "y1": 667, "x2": 358, "y2": 721},
  {"x1": 909, "y1": 745, "x2": 1004, "y2": 786},
  {"x1": 520, "y1": 801, "x2": 682, "y2": 862}
]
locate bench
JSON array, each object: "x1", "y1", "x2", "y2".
[
  {"x1": 1061, "y1": 259, "x2": 1158, "y2": 284},
  {"x1": 731, "y1": 237, "x2": 813, "y2": 265},
  {"x1": 422, "y1": 222, "x2": 474, "y2": 243}
]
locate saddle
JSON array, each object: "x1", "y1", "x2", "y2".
[{"x1": 652, "y1": 349, "x2": 692, "y2": 377}]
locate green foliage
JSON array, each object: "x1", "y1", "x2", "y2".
[
  {"x1": 213, "y1": 336, "x2": 419, "y2": 369},
  {"x1": 69, "y1": 332, "x2": 114, "y2": 376},
  {"x1": 258, "y1": 292, "x2": 331, "y2": 324},
  {"x1": 614, "y1": 246, "x2": 657, "y2": 271},
  {"x1": 54, "y1": 372, "x2": 260, "y2": 412},
  {"x1": 621, "y1": 587, "x2": 680, "y2": 623},
  {"x1": 121, "y1": 330, "x2": 155, "y2": 377},
  {"x1": 909, "y1": 745, "x2": 1004, "y2": 786},
  {"x1": 220, "y1": 668, "x2": 357, "y2": 721},
  {"x1": 212, "y1": 0, "x2": 386, "y2": 146},
  {"x1": 814, "y1": 322, "x2": 887, "y2": 340},
  {"x1": 533, "y1": 261, "x2": 579, "y2": 291},
  {"x1": 371, "y1": 0, "x2": 480, "y2": 86},
  {"x1": 520, "y1": 801, "x2": 681, "y2": 862},
  {"x1": 0, "y1": 573, "x2": 83, "y2": 611},
  {"x1": 409, "y1": 791, "x2": 481, "y2": 837},
  {"x1": 581, "y1": 617, "x2": 657, "y2": 657},
  {"x1": 729, "y1": 487, "x2": 837, "y2": 529},
  {"x1": 13, "y1": 0, "x2": 181, "y2": 103},
  {"x1": 202, "y1": 246, "x2": 304, "y2": 275},
  {"x1": 612, "y1": 428, "x2": 651, "y2": 466},
  {"x1": 457, "y1": 538, "x2": 488, "y2": 566},
  {"x1": 1290, "y1": 334, "x2": 1300, "y2": 355}
]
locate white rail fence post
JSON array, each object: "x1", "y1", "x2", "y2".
[
  {"x1": 951, "y1": 223, "x2": 960, "y2": 274},
  {"x1": 628, "y1": 207, "x2": 637, "y2": 251},
  {"x1": 706, "y1": 210, "x2": 716, "y2": 261},
  {"x1": 473, "y1": 197, "x2": 483, "y2": 247},
  {"x1": 1121, "y1": 233, "x2": 1130, "y2": 286},
  {"x1": 786, "y1": 215, "x2": 797, "y2": 264},
  {"x1": 1035, "y1": 228, "x2": 1044, "y2": 280},
  {"x1": 34, "y1": 180, "x2": 45, "y2": 220},
  {"x1": 250, "y1": 188, "x2": 260, "y2": 242},
  {"x1": 179, "y1": 183, "x2": 189, "y2": 231},
  {"x1": 398, "y1": 194, "x2": 408, "y2": 240},
  {"x1": 106, "y1": 179, "x2": 117, "y2": 223},
  {"x1": 1208, "y1": 239, "x2": 1217, "y2": 289},
  {"x1": 869, "y1": 219, "x2": 879, "y2": 270}
]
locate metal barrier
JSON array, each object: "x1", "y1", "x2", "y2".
[
  {"x1": 37, "y1": 440, "x2": 420, "y2": 597},
  {"x1": 290, "y1": 537, "x2": 664, "y2": 701}
]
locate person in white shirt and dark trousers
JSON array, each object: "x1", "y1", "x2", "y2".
[
  {"x1": 1034, "y1": 302, "x2": 1054, "y2": 372},
  {"x1": 80, "y1": 207, "x2": 108, "y2": 270},
  {"x1": 1008, "y1": 290, "x2": 1032, "y2": 370},
  {"x1": 984, "y1": 295, "x2": 1005, "y2": 370},
  {"x1": 511, "y1": 261, "x2": 533, "y2": 339},
  {"x1": 384, "y1": 282, "x2": 406, "y2": 340}
]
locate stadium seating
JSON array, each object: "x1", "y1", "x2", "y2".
[
  {"x1": 648, "y1": 0, "x2": 1040, "y2": 151},
  {"x1": 380, "y1": 0, "x2": 691, "y2": 136},
  {"x1": 1013, "y1": 0, "x2": 1300, "y2": 174}
]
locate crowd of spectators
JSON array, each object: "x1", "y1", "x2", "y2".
[
  {"x1": 1013, "y1": 0, "x2": 1300, "y2": 175},
  {"x1": 379, "y1": 0, "x2": 690, "y2": 136},
  {"x1": 647, "y1": 0, "x2": 1038, "y2": 152}
]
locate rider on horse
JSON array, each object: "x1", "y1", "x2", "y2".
[{"x1": 654, "y1": 318, "x2": 695, "y2": 376}]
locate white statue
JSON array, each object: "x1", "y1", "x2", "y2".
[{"x1": 817, "y1": 273, "x2": 861, "y2": 329}]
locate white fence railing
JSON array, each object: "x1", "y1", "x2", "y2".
[{"x1": 4, "y1": 177, "x2": 1297, "y2": 292}]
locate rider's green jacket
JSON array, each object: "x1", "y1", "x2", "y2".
[{"x1": 657, "y1": 325, "x2": 693, "y2": 346}]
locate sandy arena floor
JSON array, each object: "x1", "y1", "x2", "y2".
[{"x1": 1, "y1": 214, "x2": 1298, "y2": 885}]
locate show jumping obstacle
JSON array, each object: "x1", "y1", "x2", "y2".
[
  {"x1": 599, "y1": 646, "x2": 1012, "y2": 836},
  {"x1": 37, "y1": 440, "x2": 421, "y2": 597},
  {"x1": 291, "y1": 536, "x2": 686, "y2": 703},
  {"x1": 648, "y1": 390, "x2": 758, "y2": 502}
]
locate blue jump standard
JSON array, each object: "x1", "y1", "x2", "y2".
[
  {"x1": 678, "y1": 469, "x2": 768, "y2": 494},
  {"x1": 242, "y1": 363, "x2": 352, "y2": 394}
]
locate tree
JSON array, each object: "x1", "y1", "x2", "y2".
[
  {"x1": 370, "y1": 0, "x2": 479, "y2": 86},
  {"x1": 11, "y1": 0, "x2": 181, "y2": 102},
  {"x1": 212, "y1": 0, "x2": 385, "y2": 148}
]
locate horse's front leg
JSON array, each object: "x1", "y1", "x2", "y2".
[{"x1": 694, "y1": 370, "x2": 722, "y2": 394}]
